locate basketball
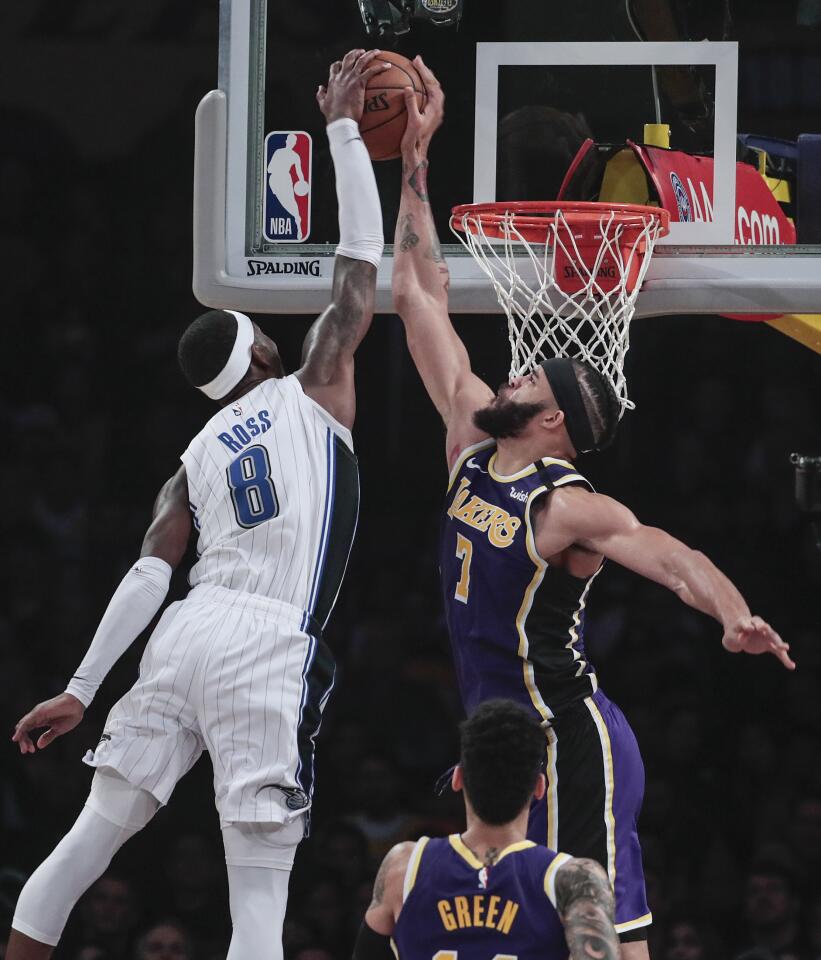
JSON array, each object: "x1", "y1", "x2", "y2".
[{"x1": 360, "y1": 51, "x2": 427, "y2": 161}]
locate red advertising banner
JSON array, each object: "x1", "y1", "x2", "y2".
[{"x1": 629, "y1": 144, "x2": 796, "y2": 245}]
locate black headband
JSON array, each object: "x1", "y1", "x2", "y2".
[{"x1": 540, "y1": 358, "x2": 596, "y2": 454}]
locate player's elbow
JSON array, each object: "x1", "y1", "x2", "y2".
[
  {"x1": 331, "y1": 278, "x2": 375, "y2": 333},
  {"x1": 393, "y1": 283, "x2": 444, "y2": 322},
  {"x1": 336, "y1": 238, "x2": 384, "y2": 270}
]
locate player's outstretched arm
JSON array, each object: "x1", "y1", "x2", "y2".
[
  {"x1": 11, "y1": 468, "x2": 192, "y2": 754},
  {"x1": 554, "y1": 858, "x2": 620, "y2": 960},
  {"x1": 353, "y1": 841, "x2": 413, "y2": 959},
  {"x1": 536, "y1": 485, "x2": 795, "y2": 670},
  {"x1": 392, "y1": 57, "x2": 493, "y2": 465},
  {"x1": 297, "y1": 49, "x2": 389, "y2": 432}
]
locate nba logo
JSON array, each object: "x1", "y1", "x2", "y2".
[{"x1": 264, "y1": 131, "x2": 312, "y2": 242}]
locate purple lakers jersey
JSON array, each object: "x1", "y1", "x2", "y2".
[
  {"x1": 440, "y1": 440, "x2": 599, "y2": 719},
  {"x1": 393, "y1": 835, "x2": 571, "y2": 959}
]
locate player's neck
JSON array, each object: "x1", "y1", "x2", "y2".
[
  {"x1": 460, "y1": 809, "x2": 530, "y2": 865},
  {"x1": 219, "y1": 373, "x2": 277, "y2": 406},
  {"x1": 494, "y1": 436, "x2": 572, "y2": 475}
]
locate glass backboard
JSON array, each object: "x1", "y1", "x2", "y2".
[{"x1": 193, "y1": 0, "x2": 821, "y2": 343}]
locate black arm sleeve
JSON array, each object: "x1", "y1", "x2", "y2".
[{"x1": 352, "y1": 921, "x2": 395, "y2": 960}]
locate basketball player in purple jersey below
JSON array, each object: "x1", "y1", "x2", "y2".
[
  {"x1": 392, "y1": 59, "x2": 794, "y2": 959},
  {"x1": 7, "y1": 49, "x2": 390, "y2": 960},
  {"x1": 356, "y1": 699, "x2": 620, "y2": 960}
]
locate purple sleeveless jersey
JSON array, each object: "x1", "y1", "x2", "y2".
[
  {"x1": 440, "y1": 440, "x2": 598, "y2": 720},
  {"x1": 393, "y1": 836, "x2": 570, "y2": 960}
]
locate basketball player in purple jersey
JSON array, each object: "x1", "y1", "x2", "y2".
[
  {"x1": 8, "y1": 49, "x2": 389, "y2": 960},
  {"x1": 392, "y1": 59, "x2": 794, "y2": 959},
  {"x1": 356, "y1": 700, "x2": 620, "y2": 960}
]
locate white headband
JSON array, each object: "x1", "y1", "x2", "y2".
[{"x1": 197, "y1": 310, "x2": 255, "y2": 400}]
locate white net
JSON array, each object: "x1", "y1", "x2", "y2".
[{"x1": 450, "y1": 205, "x2": 666, "y2": 416}]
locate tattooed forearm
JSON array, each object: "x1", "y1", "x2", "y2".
[
  {"x1": 398, "y1": 159, "x2": 448, "y2": 287},
  {"x1": 399, "y1": 213, "x2": 420, "y2": 252},
  {"x1": 405, "y1": 159, "x2": 430, "y2": 201},
  {"x1": 563, "y1": 903, "x2": 620, "y2": 960},
  {"x1": 300, "y1": 257, "x2": 375, "y2": 369},
  {"x1": 555, "y1": 859, "x2": 619, "y2": 960}
]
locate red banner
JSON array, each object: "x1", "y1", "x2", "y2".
[{"x1": 629, "y1": 143, "x2": 796, "y2": 245}]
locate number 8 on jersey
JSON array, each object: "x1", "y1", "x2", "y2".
[{"x1": 227, "y1": 445, "x2": 279, "y2": 528}]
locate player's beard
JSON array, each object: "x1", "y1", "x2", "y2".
[{"x1": 473, "y1": 394, "x2": 547, "y2": 439}]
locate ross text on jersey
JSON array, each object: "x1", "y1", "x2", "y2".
[{"x1": 217, "y1": 410, "x2": 272, "y2": 454}]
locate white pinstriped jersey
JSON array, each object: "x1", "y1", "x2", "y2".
[{"x1": 181, "y1": 374, "x2": 360, "y2": 629}]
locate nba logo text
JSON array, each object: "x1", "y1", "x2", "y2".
[{"x1": 264, "y1": 131, "x2": 312, "y2": 243}]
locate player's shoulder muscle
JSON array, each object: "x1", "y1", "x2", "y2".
[{"x1": 533, "y1": 483, "x2": 637, "y2": 556}]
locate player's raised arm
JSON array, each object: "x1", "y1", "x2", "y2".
[
  {"x1": 392, "y1": 57, "x2": 493, "y2": 464},
  {"x1": 536, "y1": 485, "x2": 795, "y2": 670},
  {"x1": 554, "y1": 858, "x2": 620, "y2": 960},
  {"x1": 11, "y1": 468, "x2": 191, "y2": 754},
  {"x1": 296, "y1": 49, "x2": 389, "y2": 431}
]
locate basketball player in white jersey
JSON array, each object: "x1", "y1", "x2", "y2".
[
  {"x1": 268, "y1": 132, "x2": 309, "y2": 222},
  {"x1": 7, "y1": 48, "x2": 390, "y2": 960}
]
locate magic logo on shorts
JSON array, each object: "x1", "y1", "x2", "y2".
[{"x1": 264, "y1": 131, "x2": 312, "y2": 243}]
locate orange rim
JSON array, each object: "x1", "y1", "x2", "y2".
[{"x1": 451, "y1": 201, "x2": 670, "y2": 242}]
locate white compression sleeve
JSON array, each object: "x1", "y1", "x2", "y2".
[
  {"x1": 222, "y1": 819, "x2": 302, "y2": 960},
  {"x1": 12, "y1": 769, "x2": 158, "y2": 946},
  {"x1": 65, "y1": 556, "x2": 172, "y2": 707},
  {"x1": 226, "y1": 866, "x2": 291, "y2": 960},
  {"x1": 327, "y1": 117, "x2": 384, "y2": 267}
]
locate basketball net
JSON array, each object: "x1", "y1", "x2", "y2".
[{"x1": 450, "y1": 202, "x2": 669, "y2": 416}]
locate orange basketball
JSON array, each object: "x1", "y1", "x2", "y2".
[{"x1": 360, "y1": 51, "x2": 427, "y2": 161}]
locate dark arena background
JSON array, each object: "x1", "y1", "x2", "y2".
[{"x1": 2, "y1": 3, "x2": 821, "y2": 960}]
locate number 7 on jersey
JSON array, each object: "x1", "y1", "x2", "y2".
[{"x1": 454, "y1": 533, "x2": 473, "y2": 603}]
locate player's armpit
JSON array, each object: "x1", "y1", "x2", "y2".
[
  {"x1": 140, "y1": 466, "x2": 192, "y2": 569},
  {"x1": 296, "y1": 255, "x2": 376, "y2": 430},
  {"x1": 554, "y1": 858, "x2": 620, "y2": 960}
]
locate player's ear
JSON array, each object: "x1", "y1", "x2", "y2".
[
  {"x1": 251, "y1": 337, "x2": 283, "y2": 377},
  {"x1": 451, "y1": 765, "x2": 464, "y2": 793},
  {"x1": 533, "y1": 773, "x2": 546, "y2": 801},
  {"x1": 540, "y1": 407, "x2": 564, "y2": 432}
]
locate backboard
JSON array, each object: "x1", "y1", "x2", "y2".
[{"x1": 193, "y1": 0, "x2": 821, "y2": 330}]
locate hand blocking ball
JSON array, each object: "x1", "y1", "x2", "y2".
[{"x1": 360, "y1": 52, "x2": 427, "y2": 161}]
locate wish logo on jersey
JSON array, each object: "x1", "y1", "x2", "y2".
[{"x1": 264, "y1": 131, "x2": 312, "y2": 243}]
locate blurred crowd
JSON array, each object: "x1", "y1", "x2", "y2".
[{"x1": 2, "y1": 3, "x2": 821, "y2": 959}]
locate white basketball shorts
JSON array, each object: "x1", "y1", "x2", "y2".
[{"x1": 82, "y1": 583, "x2": 335, "y2": 825}]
